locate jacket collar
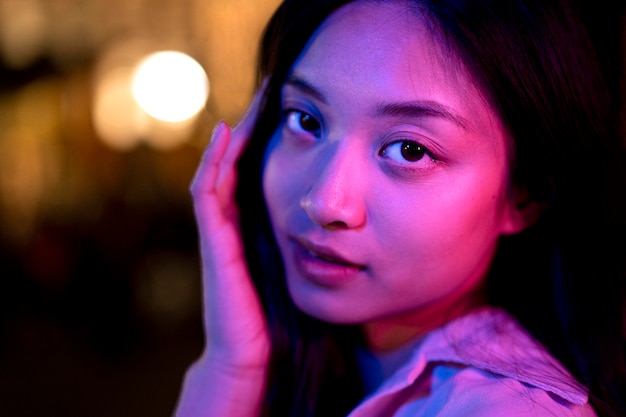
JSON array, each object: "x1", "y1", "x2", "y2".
[{"x1": 371, "y1": 307, "x2": 588, "y2": 405}]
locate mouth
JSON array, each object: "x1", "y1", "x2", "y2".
[
  {"x1": 293, "y1": 237, "x2": 366, "y2": 269},
  {"x1": 289, "y1": 237, "x2": 366, "y2": 287}
]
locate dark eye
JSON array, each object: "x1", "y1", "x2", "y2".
[
  {"x1": 285, "y1": 110, "x2": 321, "y2": 135},
  {"x1": 380, "y1": 140, "x2": 428, "y2": 162}
]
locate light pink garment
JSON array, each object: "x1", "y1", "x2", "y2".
[{"x1": 349, "y1": 307, "x2": 597, "y2": 417}]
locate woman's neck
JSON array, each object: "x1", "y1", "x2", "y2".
[{"x1": 361, "y1": 286, "x2": 486, "y2": 354}]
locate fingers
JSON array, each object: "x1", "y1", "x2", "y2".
[
  {"x1": 222, "y1": 82, "x2": 268, "y2": 166},
  {"x1": 190, "y1": 121, "x2": 230, "y2": 199},
  {"x1": 190, "y1": 82, "x2": 268, "y2": 230},
  {"x1": 185, "y1": 83, "x2": 272, "y2": 381}
]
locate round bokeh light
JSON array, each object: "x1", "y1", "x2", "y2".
[{"x1": 131, "y1": 51, "x2": 209, "y2": 123}]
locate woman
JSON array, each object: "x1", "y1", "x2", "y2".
[{"x1": 176, "y1": 0, "x2": 626, "y2": 416}]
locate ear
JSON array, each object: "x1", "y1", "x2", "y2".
[{"x1": 500, "y1": 185, "x2": 547, "y2": 235}]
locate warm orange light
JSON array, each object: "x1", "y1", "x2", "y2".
[{"x1": 131, "y1": 51, "x2": 209, "y2": 123}]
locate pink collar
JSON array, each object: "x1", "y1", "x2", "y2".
[{"x1": 370, "y1": 307, "x2": 588, "y2": 405}]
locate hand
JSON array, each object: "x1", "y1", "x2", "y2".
[
  {"x1": 190, "y1": 87, "x2": 271, "y2": 370},
  {"x1": 175, "y1": 88, "x2": 270, "y2": 417}
]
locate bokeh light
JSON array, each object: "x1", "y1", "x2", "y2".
[
  {"x1": 92, "y1": 45, "x2": 210, "y2": 151},
  {"x1": 131, "y1": 51, "x2": 209, "y2": 123},
  {"x1": 0, "y1": 1, "x2": 622, "y2": 417},
  {"x1": 93, "y1": 65, "x2": 147, "y2": 151}
]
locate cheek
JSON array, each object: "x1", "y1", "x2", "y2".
[
  {"x1": 262, "y1": 146, "x2": 300, "y2": 225},
  {"x1": 262, "y1": 152, "x2": 282, "y2": 218},
  {"x1": 376, "y1": 174, "x2": 507, "y2": 256}
]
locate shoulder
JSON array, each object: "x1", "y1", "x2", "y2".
[
  {"x1": 351, "y1": 308, "x2": 598, "y2": 417},
  {"x1": 396, "y1": 307, "x2": 598, "y2": 417},
  {"x1": 422, "y1": 308, "x2": 590, "y2": 401},
  {"x1": 396, "y1": 363, "x2": 597, "y2": 417}
]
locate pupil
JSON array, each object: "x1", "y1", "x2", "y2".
[
  {"x1": 300, "y1": 114, "x2": 319, "y2": 132},
  {"x1": 401, "y1": 142, "x2": 425, "y2": 161}
]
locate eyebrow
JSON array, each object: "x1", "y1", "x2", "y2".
[
  {"x1": 284, "y1": 77, "x2": 328, "y2": 104},
  {"x1": 375, "y1": 101, "x2": 470, "y2": 132},
  {"x1": 284, "y1": 75, "x2": 470, "y2": 131}
]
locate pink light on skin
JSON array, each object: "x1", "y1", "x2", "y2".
[
  {"x1": 291, "y1": 235, "x2": 367, "y2": 288},
  {"x1": 262, "y1": 1, "x2": 538, "y2": 353}
]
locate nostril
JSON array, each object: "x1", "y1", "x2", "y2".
[
  {"x1": 301, "y1": 192, "x2": 365, "y2": 229},
  {"x1": 299, "y1": 165, "x2": 367, "y2": 229},
  {"x1": 324, "y1": 220, "x2": 349, "y2": 230}
]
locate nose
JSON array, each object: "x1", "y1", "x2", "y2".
[{"x1": 300, "y1": 144, "x2": 366, "y2": 229}]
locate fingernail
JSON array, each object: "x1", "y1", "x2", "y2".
[
  {"x1": 214, "y1": 120, "x2": 226, "y2": 135},
  {"x1": 210, "y1": 121, "x2": 226, "y2": 143}
]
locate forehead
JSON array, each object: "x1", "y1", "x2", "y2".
[{"x1": 288, "y1": 0, "x2": 501, "y2": 137}]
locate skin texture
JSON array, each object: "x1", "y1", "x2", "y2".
[
  {"x1": 175, "y1": 1, "x2": 625, "y2": 416},
  {"x1": 177, "y1": 89, "x2": 270, "y2": 417},
  {"x1": 262, "y1": 1, "x2": 530, "y2": 352}
]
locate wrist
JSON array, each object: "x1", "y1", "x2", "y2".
[{"x1": 174, "y1": 354, "x2": 268, "y2": 417}]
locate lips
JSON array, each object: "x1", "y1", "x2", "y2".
[{"x1": 290, "y1": 237, "x2": 366, "y2": 287}]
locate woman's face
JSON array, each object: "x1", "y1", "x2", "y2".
[{"x1": 263, "y1": 1, "x2": 525, "y2": 330}]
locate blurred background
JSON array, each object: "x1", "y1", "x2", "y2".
[
  {"x1": 0, "y1": 0, "x2": 280, "y2": 416},
  {"x1": 0, "y1": 1, "x2": 624, "y2": 417}
]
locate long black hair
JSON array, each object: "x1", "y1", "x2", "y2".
[{"x1": 235, "y1": 1, "x2": 626, "y2": 416}]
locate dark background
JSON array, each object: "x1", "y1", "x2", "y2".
[
  {"x1": 0, "y1": 1, "x2": 279, "y2": 416},
  {"x1": 0, "y1": 1, "x2": 623, "y2": 417}
]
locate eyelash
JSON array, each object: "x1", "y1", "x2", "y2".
[
  {"x1": 379, "y1": 139, "x2": 437, "y2": 165},
  {"x1": 281, "y1": 107, "x2": 438, "y2": 168},
  {"x1": 283, "y1": 109, "x2": 322, "y2": 137}
]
